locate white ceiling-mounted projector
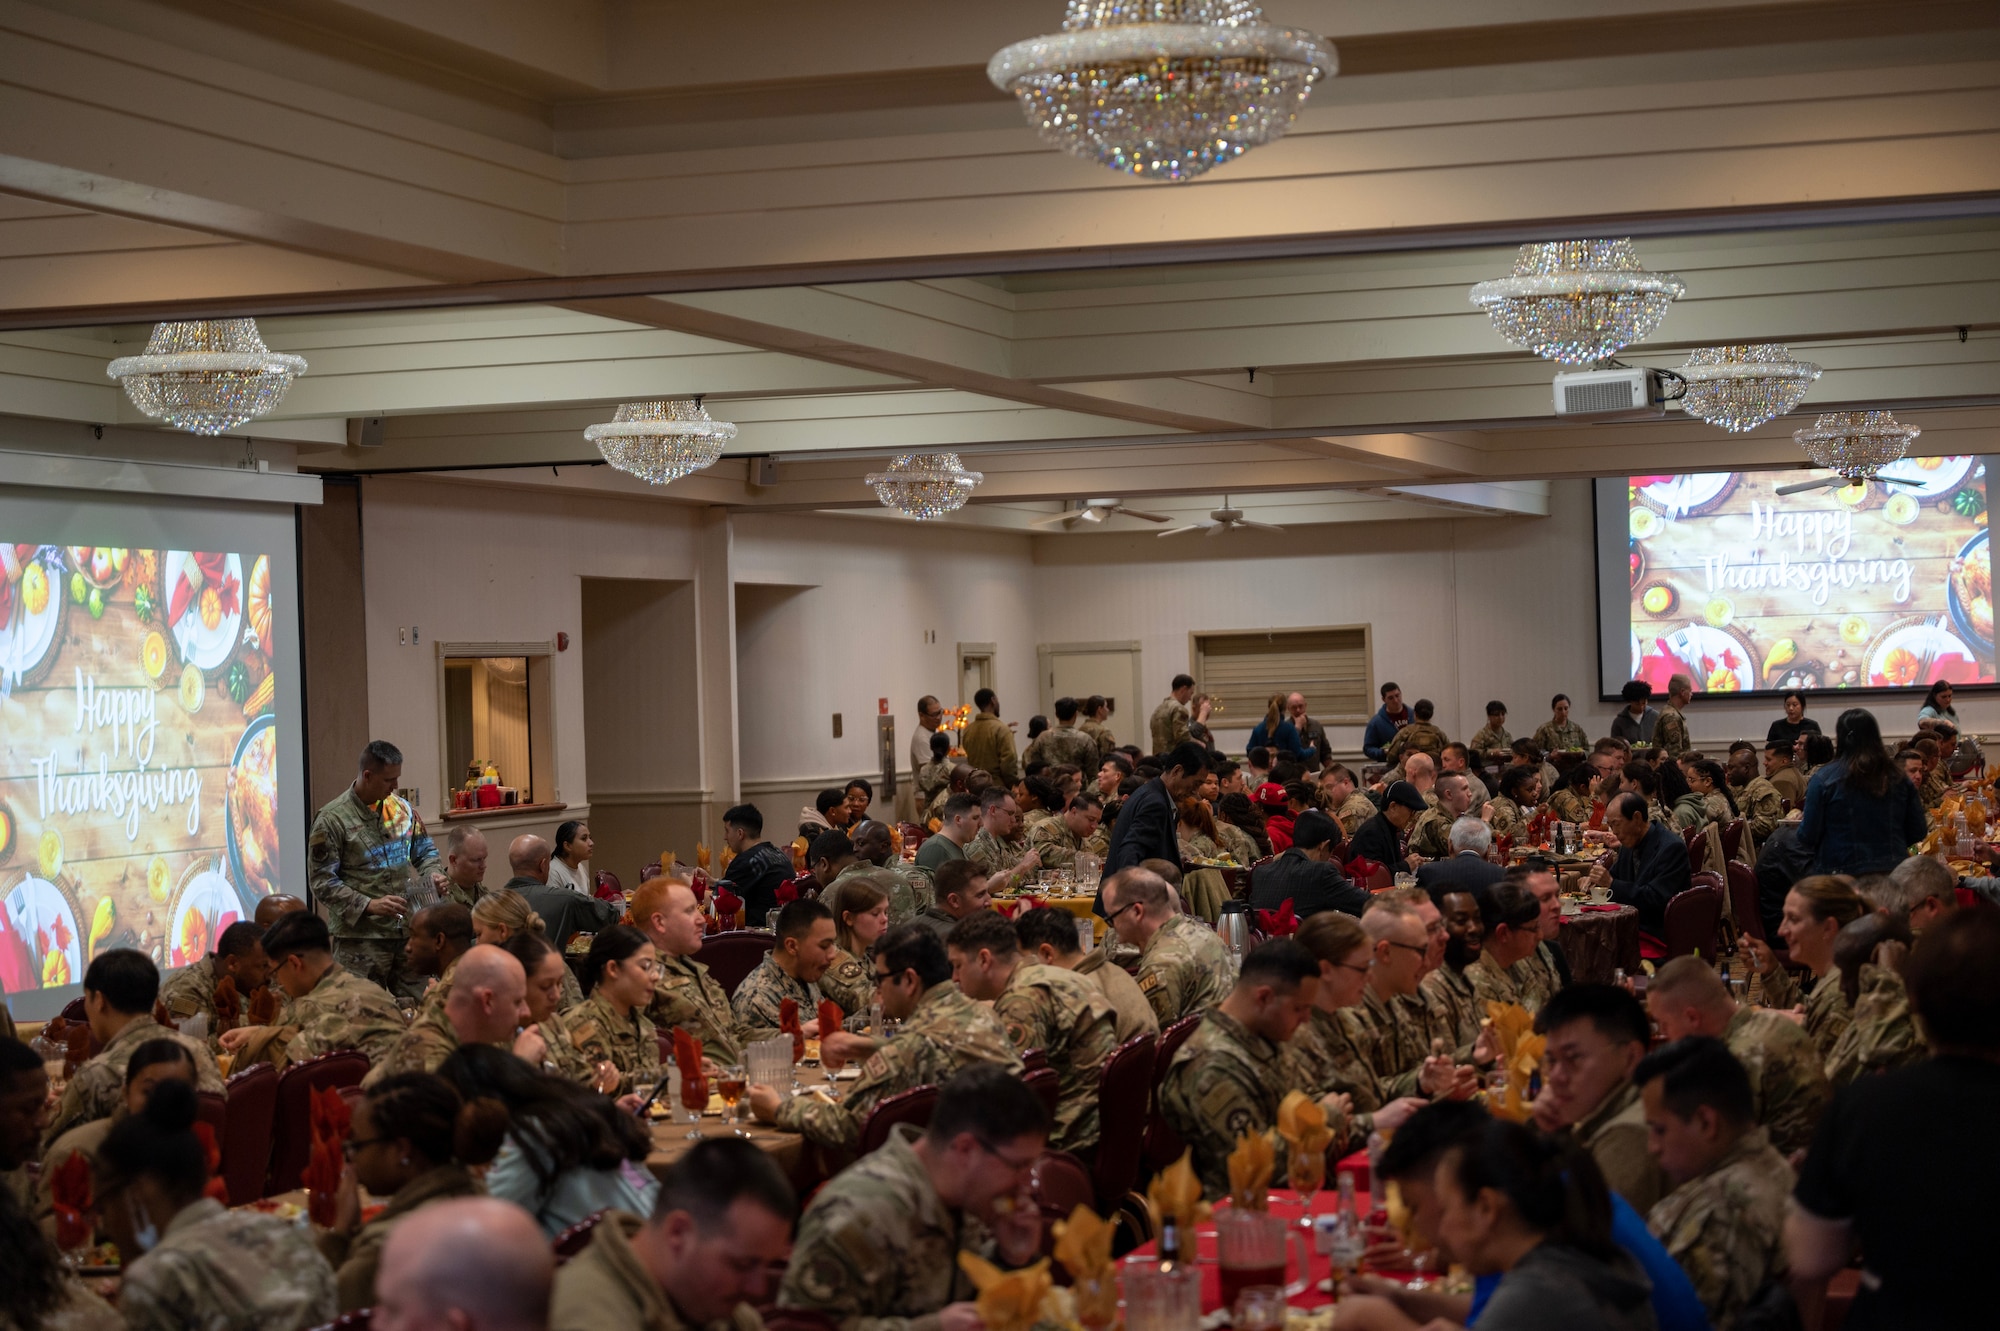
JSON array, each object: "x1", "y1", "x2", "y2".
[{"x1": 1552, "y1": 366, "x2": 1665, "y2": 420}]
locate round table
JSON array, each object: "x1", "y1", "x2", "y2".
[
  {"x1": 1556, "y1": 904, "x2": 1641, "y2": 984},
  {"x1": 1129, "y1": 1187, "x2": 1419, "y2": 1314}
]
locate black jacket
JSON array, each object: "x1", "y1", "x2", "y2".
[
  {"x1": 1248, "y1": 848, "x2": 1369, "y2": 919},
  {"x1": 719, "y1": 841, "x2": 794, "y2": 926},
  {"x1": 1103, "y1": 777, "x2": 1181, "y2": 878},
  {"x1": 512, "y1": 876, "x2": 620, "y2": 947},
  {"x1": 1345, "y1": 811, "x2": 1407, "y2": 871},
  {"x1": 1415, "y1": 852, "x2": 1507, "y2": 897},
  {"x1": 1609, "y1": 821, "x2": 1693, "y2": 934}
]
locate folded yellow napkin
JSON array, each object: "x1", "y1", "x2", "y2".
[
  {"x1": 1052, "y1": 1205, "x2": 1119, "y2": 1327},
  {"x1": 1147, "y1": 1147, "x2": 1211, "y2": 1235},
  {"x1": 957, "y1": 1253, "x2": 1053, "y2": 1331},
  {"x1": 1276, "y1": 1089, "x2": 1335, "y2": 1158},
  {"x1": 1484, "y1": 1001, "x2": 1545, "y2": 1123},
  {"x1": 1227, "y1": 1130, "x2": 1277, "y2": 1212}
]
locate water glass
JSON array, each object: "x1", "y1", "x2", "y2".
[
  {"x1": 1075, "y1": 916, "x2": 1096, "y2": 954},
  {"x1": 1122, "y1": 1256, "x2": 1199, "y2": 1331},
  {"x1": 765, "y1": 908, "x2": 783, "y2": 932},
  {"x1": 1233, "y1": 1286, "x2": 1287, "y2": 1331}
]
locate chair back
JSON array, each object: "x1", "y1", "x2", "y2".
[
  {"x1": 1024, "y1": 1065, "x2": 1061, "y2": 1122},
  {"x1": 696, "y1": 930, "x2": 777, "y2": 998},
  {"x1": 1725, "y1": 861, "x2": 1767, "y2": 943},
  {"x1": 1720, "y1": 819, "x2": 1744, "y2": 862},
  {"x1": 856, "y1": 1083, "x2": 939, "y2": 1156},
  {"x1": 551, "y1": 1209, "x2": 608, "y2": 1263},
  {"x1": 1027, "y1": 1149, "x2": 1098, "y2": 1262},
  {"x1": 266, "y1": 1050, "x2": 369, "y2": 1195},
  {"x1": 896, "y1": 822, "x2": 926, "y2": 851},
  {"x1": 1142, "y1": 1015, "x2": 1203, "y2": 1176},
  {"x1": 1090, "y1": 1034, "x2": 1157, "y2": 1210},
  {"x1": 1020, "y1": 1047, "x2": 1049, "y2": 1073},
  {"x1": 1682, "y1": 825, "x2": 1708, "y2": 874},
  {"x1": 639, "y1": 862, "x2": 663, "y2": 883},
  {"x1": 594, "y1": 869, "x2": 624, "y2": 903},
  {"x1": 1662, "y1": 881, "x2": 1723, "y2": 961},
  {"x1": 196, "y1": 1088, "x2": 227, "y2": 1141},
  {"x1": 217, "y1": 1061, "x2": 279, "y2": 1206}
]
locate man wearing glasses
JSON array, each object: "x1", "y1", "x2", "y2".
[
  {"x1": 779, "y1": 1065, "x2": 1049, "y2": 1331},
  {"x1": 1341, "y1": 901, "x2": 1469, "y2": 1102},
  {"x1": 1101, "y1": 868, "x2": 1228, "y2": 1026},
  {"x1": 748, "y1": 924, "x2": 1022, "y2": 1158}
]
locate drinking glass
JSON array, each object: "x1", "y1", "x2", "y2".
[
  {"x1": 1075, "y1": 917, "x2": 1096, "y2": 954},
  {"x1": 765, "y1": 908, "x2": 783, "y2": 932},
  {"x1": 1287, "y1": 1150, "x2": 1325, "y2": 1232},
  {"x1": 1233, "y1": 1286, "x2": 1287, "y2": 1331},
  {"x1": 719, "y1": 1066, "x2": 750, "y2": 1137},
  {"x1": 1404, "y1": 1249, "x2": 1433, "y2": 1292},
  {"x1": 1121, "y1": 1256, "x2": 1200, "y2": 1331},
  {"x1": 679, "y1": 1067, "x2": 709, "y2": 1141}
]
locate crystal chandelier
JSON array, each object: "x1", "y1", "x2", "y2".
[
  {"x1": 106, "y1": 319, "x2": 307, "y2": 435},
  {"x1": 865, "y1": 453, "x2": 984, "y2": 519},
  {"x1": 1792, "y1": 411, "x2": 1920, "y2": 478},
  {"x1": 584, "y1": 399, "x2": 737, "y2": 485},
  {"x1": 988, "y1": 2, "x2": 1335, "y2": 182},
  {"x1": 1676, "y1": 344, "x2": 1822, "y2": 433},
  {"x1": 1468, "y1": 240, "x2": 1684, "y2": 366}
]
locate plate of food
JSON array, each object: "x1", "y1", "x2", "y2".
[
  {"x1": 226, "y1": 712, "x2": 280, "y2": 905},
  {"x1": 1867, "y1": 618, "x2": 1982, "y2": 688},
  {"x1": 1635, "y1": 473, "x2": 1736, "y2": 518},
  {"x1": 0, "y1": 545, "x2": 65, "y2": 686},
  {"x1": 1948, "y1": 529, "x2": 1992, "y2": 651},
  {"x1": 1643, "y1": 625, "x2": 1755, "y2": 693},
  {"x1": 168, "y1": 866, "x2": 241, "y2": 969},
  {"x1": 0, "y1": 874, "x2": 82, "y2": 993},
  {"x1": 162, "y1": 551, "x2": 243, "y2": 672},
  {"x1": 1876, "y1": 455, "x2": 1973, "y2": 499}
]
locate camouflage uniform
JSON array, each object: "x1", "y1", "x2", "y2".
[
  {"x1": 1486, "y1": 796, "x2": 1527, "y2": 839},
  {"x1": 993, "y1": 962, "x2": 1119, "y2": 1151},
  {"x1": 1282, "y1": 1005, "x2": 1386, "y2": 1148},
  {"x1": 1407, "y1": 807, "x2": 1456, "y2": 861},
  {"x1": 1824, "y1": 963, "x2": 1927, "y2": 1088},
  {"x1": 1532, "y1": 720, "x2": 1589, "y2": 753},
  {"x1": 1024, "y1": 724, "x2": 1100, "y2": 773},
  {"x1": 1133, "y1": 924, "x2": 1229, "y2": 1026},
  {"x1": 731, "y1": 955, "x2": 823, "y2": 1045},
  {"x1": 964, "y1": 829, "x2": 1034, "y2": 884},
  {"x1": 535, "y1": 1008, "x2": 602, "y2": 1086},
  {"x1": 1420, "y1": 962, "x2": 1485, "y2": 1058},
  {"x1": 308, "y1": 787, "x2": 440, "y2": 1003},
  {"x1": 159, "y1": 956, "x2": 229, "y2": 1046},
  {"x1": 362, "y1": 1007, "x2": 465, "y2": 1086},
  {"x1": 1919, "y1": 765, "x2": 1949, "y2": 809},
  {"x1": 564, "y1": 994, "x2": 661, "y2": 1094},
  {"x1": 413, "y1": 956, "x2": 459, "y2": 1031},
  {"x1": 555, "y1": 1210, "x2": 765, "y2": 1331},
  {"x1": 1383, "y1": 721, "x2": 1448, "y2": 765},
  {"x1": 1724, "y1": 1004, "x2": 1830, "y2": 1157},
  {"x1": 117, "y1": 1197, "x2": 337, "y2": 1331},
  {"x1": 1509, "y1": 942, "x2": 1565, "y2": 1015},
  {"x1": 1646, "y1": 1129, "x2": 1793, "y2": 1331},
  {"x1": 280, "y1": 962, "x2": 409, "y2": 1068},
  {"x1": 316, "y1": 1163, "x2": 479, "y2": 1312},
  {"x1": 49, "y1": 1016, "x2": 224, "y2": 1141},
  {"x1": 1760, "y1": 968, "x2": 1850, "y2": 1062},
  {"x1": 1079, "y1": 717, "x2": 1118, "y2": 761},
  {"x1": 1158, "y1": 1008, "x2": 1294, "y2": 1200},
  {"x1": 960, "y1": 714, "x2": 1020, "y2": 785},
  {"x1": 1026, "y1": 818, "x2": 1106, "y2": 873},
  {"x1": 1469, "y1": 724, "x2": 1513, "y2": 757},
  {"x1": 1071, "y1": 949, "x2": 1159, "y2": 1043},
  {"x1": 773, "y1": 982, "x2": 1021, "y2": 1156},
  {"x1": 829, "y1": 860, "x2": 919, "y2": 924},
  {"x1": 1730, "y1": 776, "x2": 1784, "y2": 842},
  {"x1": 1161, "y1": 912, "x2": 1233, "y2": 985},
  {"x1": 778, "y1": 1125, "x2": 995, "y2": 1331},
  {"x1": 1653, "y1": 704, "x2": 1691, "y2": 758},
  {"x1": 437, "y1": 871, "x2": 483, "y2": 911},
  {"x1": 1335, "y1": 791, "x2": 1378, "y2": 839},
  {"x1": 821, "y1": 945, "x2": 874, "y2": 1020},
  {"x1": 1150, "y1": 698, "x2": 1191, "y2": 756},
  {"x1": 647, "y1": 953, "x2": 745, "y2": 1064},
  {"x1": 915, "y1": 758, "x2": 956, "y2": 805},
  {"x1": 1215, "y1": 821, "x2": 1261, "y2": 868},
  {"x1": 1339, "y1": 986, "x2": 1428, "y2": 1099},
  {"x1": 1545, "y1": 787, "x2": 1590, "y2": 826},
  {"x1": 1468, "y1": 951, "x2": 1533, "y2": 1015},
  {"x1": 1569, "y1": 1081, "x2": 1666, "y2": 1214}
]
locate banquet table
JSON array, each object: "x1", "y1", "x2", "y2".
[
  {"x1": 1128, "y1": 1186, "x2": 1412, "y2": 1314},
  {"x1": 1556, "y1": 903, "x2": 1641, "y2": 984},
  {"x1": 644, "y1": 1066, "x2": 836, "y2": 1185}
]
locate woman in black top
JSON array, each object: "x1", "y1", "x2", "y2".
[{"x1": 1766, "y1": 690, "x2": 1823, "y2": 749}]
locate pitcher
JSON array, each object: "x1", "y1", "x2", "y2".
[{"x1": 1215, "y1": 1208, "x2": 1310, "y2": 1306}]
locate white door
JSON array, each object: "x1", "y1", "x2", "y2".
[
  {"x1": 1040, "y1": 642, "x2": 1143, "y2": 735},
  {"x1": 959, "y1": 644, "x2": 994, "y2": 707}
]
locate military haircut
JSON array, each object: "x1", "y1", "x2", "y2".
[
  {"x1": 1535, "y1": 982, "x2": 1651, "y2": 1049},
  {"x1": 262, "y1": 909, "x2": 334, "y2": 962},
  {"x1": 1105, "y1": 867, "x2": 1169, "y2": 914},
  {"x1": 1014, "y1": 905, "x2": 1082, "y2": 957},
  {"x1": 874, "y1": 920, "x2": 954, "y2": 988},
  {"x1": 216, "y1": 918, "x2": 266, "y2": 959},
  {"x1": 1413, "y1": 698, "x2": 1436, "y2": 721},
  {"x1": 941, "y1": 793, "x2": 981, "y2": 822},
  {"x1": 361, "y1": 738, "x2": 404, "y2": 769},
  {"x1": 807, "y1": 829, "x2": 854, "y2": 867},
  {"x1": 1478, "y1": 881, "x2": 1540, "y2": 933},
  {"x1": 1633, "y1": 1035, "x2": 1754, "y2": 1125},
  {"x1": 1054, "y1": 696, "x2": 1079, "y2": 722},
  {"x1": 946, "y1": 908, "x2": 1019, "y2": 958},
  {"x1": 1069, "y1": 790, "x2": 1103, "y2": 813},
  {"x1": 83, "y1": 947, "x2": 160, "y2": 1014},
  {"x1": 927, "y1": 1062, "x2": 1050, "y2": 1146},
  {"x1": 722, "y1": 802, "x2": 764, "y2": 835},
  {"x1": 978, "y1": 786, "x2": 1012, "y2": 813},
  {"x1": 1295, "y1": 909, "x2": 1368, "y2": 966},
  {"x1": 774, "y1": 897, "x2": 833, "y2": 943},
  {"x1": 1171, "y1": 674, "x2": 1195, "y2": 691},
  {"x1": 974, "y1": 687, "x2": 998, "y2": 711},
  {"x1": 1235, "y1": 937, "x2": 1317, "y2": 992},
  {"x1": 932, "y1": 858, "x2": 986, "y2": 906},
  {"x1": 414, "y1": 902, "x2": 475, "y2": 951},
  {"x1": 125, "y1": 1037, "x2": 199, "y2": 1084},
  {"x1": 656, "y1": 1135, "x2": 799, "y2": 1226}
]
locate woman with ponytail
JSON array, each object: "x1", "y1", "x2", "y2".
[
  {"x1": 94, "y1": 1078, "x2": 336, "y2": 1331},
  {"x1": 1744, "y1": 874, "x2": 1867, "y2": 1059},
  {"x1": 562, "y1": 924, "x2": 661, "y2": 1095},
  {"x1": 1435, "y1": 1118, "x2": 1654, "y2": 1331},
  {"x1": 317, "y1": 1072, "x2": 493, "y2": 1311},
  {"x1": 473, "y1": 888, "x2": 583, "y2": 1007}
]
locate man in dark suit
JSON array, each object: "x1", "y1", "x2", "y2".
[
  {"x1": 1098, "y1": 741, "x2": 1208, "y2": 906},
  {"x1": 1415, "y1": 816, "x2": 1508, "y2": 896},
  {"x1": 1586, "y1": 791, "x2": 1693, "y2": 934},
  {"x1": 1247, "y1": 810, "x2": 1368, "y2": 919},
  {"x1": 506, "y1": 834, "x2": 620, "y2": 947},
  {"x1": 1346, "y1": 780, "x2": 1426, "y2": 872}
]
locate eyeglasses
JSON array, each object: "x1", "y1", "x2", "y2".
[
  {"x1": 1331, "y1": 959, "x2": 1372, "y2": 976},
  {"x1": 1384, "y1": 940, "x2": 1428, "y2": 958},
  {"x1": 1103, "y1": 900, "x2": 1143, "y2": 925},
  {"x1": 873, "y1": 967, "x2": 909, "y2": 988},
  {"x1": 974, "y1": 1136, "x2": 1040, "y2": 1174}
]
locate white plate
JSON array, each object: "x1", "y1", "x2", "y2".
[
  {"x1": 0, "y1": 554, "x2": 62, "y2": 684},
  {"x1": 1639, "y1": 473, "x2": 1732, "y2": 517},
  {"x1": 3, "y1": 876, "x2": 81, "y2": 991},
  {"x1": 168, "y1": 869, "x2": 242, "y2": 969},
  {"x1": 1875, "y1": 455, "x2": 1973, "y2": 499},
  {"x1": 1867, "y1": 621, "x2": 1977, "y2": 687},
  {"x1": 1653, "y1": 624, "x2": 1755, "y2": 692},
  {"x1": 165, "y1": 551, "x2": 243, "y2": 671}
]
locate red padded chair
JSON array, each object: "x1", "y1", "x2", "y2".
[
  {"x1": 1027, "y1": 1149, "x2": 1100, "y2": 1268},
  {"x1": 594, "y1": 869, "x2": 624, "y2": 903},
  {"x1": 1090, "y1": 1034, "x2": 1157, "y2": 1212},
  {"x1": 696, "y1": 931, "x2": 776, "y2": 998},
  {"x1": 219, "y1": 1061, "x2": 279, "y2": 1206},
  {"x1": 639, "y1": 862, "x2": 663, "y2": 883},
  {"x1": 196, "y1": 1088, "x2": 227, "y2": 1150},
  {"x1": 856, "y1": 1084, "x2": 939, "y2": 1156},
  {"x1": 266, "y1": 1050, "x2": 369, "y2": 1195},
  {"x1": 551, "y1": 1209, "x2": 608, "y2": 1263},
  {"x1": 1725, "y1": 862, "x2": 1765, "y2": 941},
  {"x1": 1662, "y1": 880, "x2": 1723, "y2": 961},
  {"x1": 1719, "y1": 819, "x2": 1744, "y2": 863},
  {"x1": 896, "y1": 822, "x2": 926, "y2": 851},
  {"x1": 1024, "y1": 1066, "x2": 1061, "y2": 1122},
  {"x1": 1682, "y1": 826, "x2": 1709, "y2": 874},
  {"x1": 1141, "y1": 1016, "x2": 1202, "y2": 1178}
]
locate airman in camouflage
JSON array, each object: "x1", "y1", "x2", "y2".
[
  {"x1": 991, "y1": 963, "x2": 1119, "y2": 1152},
  {"x1": 965, "y1": 828, "x2": 1034, "y2": 884},
  {"x1": 1157, "y1": 1008, "x2": 1295, "y2": 1200},
  {"x1": 1486, "y1": 795, "x2": 1528, "y2": 839},
  {"x1": 1079, "y1": 715, "x2": 1117, "y2": 762},
  {"x1": 1824, "y1": 963, "x2": 1927, "y2": 1088},
  {"x1": 771, "y1": 982, "x2": 1021, "y2": 1156},
  {"x1": 276, "y1": 962, "x2": 409, "y2": 1068},
  {"x1": 1419, "y1": 960, "x2": 1485, "y2": 1057},
  {"x1": 1334, "y1": 791, "x2": 1379, "y2": 839},
  {"x1": 1150, "y1": 696, "x2": 1191, "y2": 756},
  {"x1": 1283, "y1": 1006, "x2": 1386, "y2": 1150},
  {"x1": 534, "y1": 1007, "x2": 603, "y2": 1086},
  {"x1": 828, "y1": 858, "x2": 918, "y2": 925},
  {"x1": 563, "y1": 993, "x2": 661, "y2": 1094},
  {"x1": 1383, "y1": 721, "x2": 1448, "y2": 765},
  {"x1": 821, "y1": 944, "x2": 874, "y2": 1020},
  {"x1": 1723, "y1": 1005, "x2": 1829, "y2": 1157},
  {"x1": 1407, "y1": 806, "x2": 1455, "y2": 861},
  {"x1": 1647, "y1": 1128, "x2": 1793, "y2": 1331},
  {"x1": 732, "y1": 953, "x2": 823, "y2": 1045},
  {"x1": 1161, "y1": 911, "x2": 1233, "y2": 981},
  {"x1": 778, "y1": 1125, "x2": 995, "y2": 1331},
  {"x1": 309, "y1": 781, "x2": 440, "y2": 1003},
  {"x1": 1569, "y1": 1080, "x2": 1667, "y2": 1214},
  {"x1": 1653, "y1": 702, "x2": 1691, "y2": 758},
  {"x1": 1729, "y1": 773, "x2": 1785, "y2": 842},
  {"x1": 1509, "y1": 941, "x2": 1566, "y2": 1015},
  {"x1": 916, "y1": 755, "x2": 957, "y2": 805},
  {"x1": 116, "y1": 1197, "x2": 338, "y2": 1331},
  {"x1": 1468, "y1": 949, "x2": 1534, "y2": 1013},
  {"x1": 362, "y1": 1007, "x2": 463, "y2": 1086},
  {"x1": 1070, "y1": 947, "x2": 1159, "y2": 1042},
  {"x1": 1339, "y1": 985, "x2": 1429, "y2": 1099},
  {"x1": 49, "y1": 1016, "x2": 224, "y2": 1141},
  {"x1": 647, "y1": 954, "x2": 745, "y2": 1064},
  {"x1": 413, "y1": 956, "x2": 459, "y2": 1030},
  {"x1": 1025, "y1": 722, "x2": 1099, "y2": 774},
  {"x1": 1134, "y1": 924, "x2": 1229, "y2": 1026},
  {"x1": 1919, "y1": 762, "x2": 1949, "y2": 809},
  {"x1": 158, "y1": 956, "x2": 231, "y2": 1048},
  {"x1": 554, "y1": 1209, "x2": 765, "y2": 1331},
  {"x1": 1026, "y1": 812, "x2": 1107, "y2": 873},
  {"x1": 1759, "y1": 968, "x2": 1850, "y2": 1062},
  {"x1": 1545, "y1": 785, "x2": 1591, "y2": 826}
]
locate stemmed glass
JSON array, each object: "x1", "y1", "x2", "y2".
[
  {"x1": 719, "y1": 1066, "x2": 751, "y2": 1138},
  {"x1": 1286, "y1": 1149, "x2": 1325, "y2": 1232},
  {"x1": 679, "y1": 1066, "x2": 709, "y2": 1141},
  {"x1": 1404, "y1": 1249, "x2": 1433, "y2": 1292}
]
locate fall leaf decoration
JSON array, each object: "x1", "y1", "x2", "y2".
[
  {"x1": 51, "y1": 1150, "x2": 93, "y2": 1250},
  {"x1": 1146, "y1": 1147, "x2": 1211, "y2": 1237},
  {"x1": 1226, "y1": 1130, "x2": 1277, "y2": 1212},
  {"x1": 956, "y1": 1252, "x2": 1056, "y2": 1331},
  {"x1": 1483, "y1": 1001, "x2": 1545, "y2": 1123}
]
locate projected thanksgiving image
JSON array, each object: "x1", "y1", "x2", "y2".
[
  {"x1": 1626, "y1": 460, "x2": 1993, "y2": 697},
  {"x1": 0, "y1": 545, "x2": 279, "y2": 1002}
]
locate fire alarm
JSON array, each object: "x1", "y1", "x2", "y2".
[{"x1": 556, "y1": 632, "x2": 569, "y2": 651}]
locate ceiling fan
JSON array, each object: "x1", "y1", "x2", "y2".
[
  {"x1": 1158, "y1": 496, "x2": 1286, "y2": 538},
  {"x1": 1027, "y1": 497, "x2": 1174, "y2": 529},
  {"x1": 1772, "y1": 470, "x2": 1921, "y2": 497}
]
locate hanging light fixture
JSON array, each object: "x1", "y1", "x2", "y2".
[
  {"x1": 1469, "y1": 239, "x2": 1684, "y2": 366},
  {"x1": 106, "y1": 319, "x2": 307, "y2": 435},
  {"x1": 865, "y1": 453, "x2": 984, "y2": 519},
  {"x1": 1792, "y1": 410, "x2": 1921, "y2": 478},
  {"x1": 584, "y1": 398, "x2": 737, "y2": 485},
  {"x1": 1675, "y1": 344, "x2": 1822, "y2": 433},
  {"x1": 988, "y1": 1, "x2": 1335, "y2": 182}
]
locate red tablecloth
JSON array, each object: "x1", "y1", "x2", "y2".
[{"x1": 1129, "y1": 1184, "x2": 1401, "y2": 1312}]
